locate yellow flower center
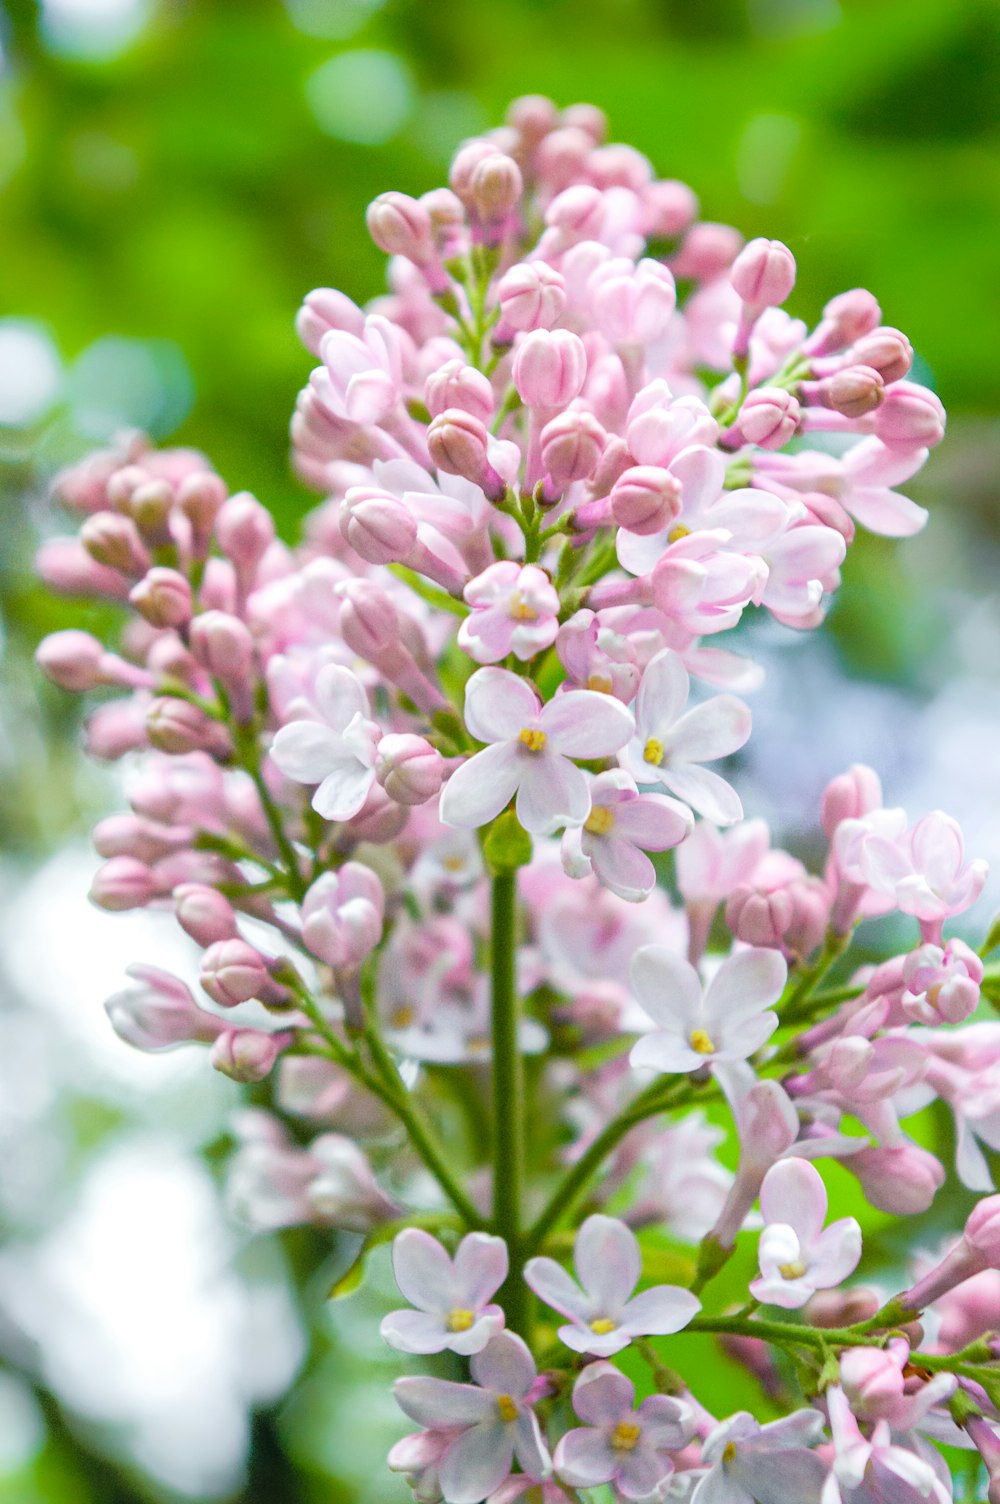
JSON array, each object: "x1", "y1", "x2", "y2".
[
  {"x1": 590, "y1": 1317, "x2": 617, "y2": 1335},
  {"x1": 723, "y1": 1442, "x2": 737, "y2": 1464},
  {"x1": 519, "y1": 727, "x2": 547, "y2": 753},
  {"x1": 442, "y1": 854, "x2": 466, "y2": 873},
  {"x1": 448, "y1": 1308, "x2": 475, "y2": 1332},
  {"x1": 689, "y1": 1028, "x2": 716, "y2": 1055},
  {"x1": 668, "y1": 524, "x2": 691, "y2": 544},
  {"x1": 643, "y1": 737, "x2": 665, "y2": 766},
  {"x1": 496, "y1": 1394, "x2": 518, "y2": 1423},
  {"x1": 779, "y1": 1260, "x2": 807, "y2": 1280},
  {"x1": 612, "y1": 1422, "x2": 641, "y2": 1451},
  {"x1": 586, "y1": 672, "x2": 613, "y2": 693},
  {"x1": 509, "y1": 590, "x2": 539, "y2": 621},
  {"x1": 392, "y1": 1005, "x2": 415, "y2": 1028},
  {"x1": 585, "y1": 806, "x2": 615, "y2": 835}
]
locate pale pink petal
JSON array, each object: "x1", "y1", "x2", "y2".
[
  {"x1": 270, "y1": 722, "x2": 342, "y2": 784},
  {"x1": 704, "y1": 949, "x2": 787, "y2": 1022},
  {"x1": 540, "y1": 691, "x2": 635, "y2": 758},
  {"x1": 313, "y1": 664, "x2": 369, "y2": 731},
  {"x1": 472, "y1": 1331, "x2": 537, "y2": 1398},
  {"x1": 454, "y1": 1233, "x2": 509, "y2": 1309},
  {"x1": 450, "y1": 1310, "x2": 505, "y2": 1357},
  {"x1": 394, "y1": 1375, "x2": 494, "y2": 1428},
  {"x1": 523, "y1": 1257, "x2": 591, "y2": 1326},
  {"x1": 628, "y1": 946, "x2": 702, "y2": 1029},
  {"x1": 555, "y1": 1428, "x2": 618, "y2": 1489},
  {"x1": 618, "y1": 1286, "x2": 700, "y2": 1336},
  {"x1": 575, "y1": 1215, "x2": 641, "y2": 1312},
  {"x1": 809, "y1": 1218, "x2": 863, "y2": 1288},
  {"x1": 560, "y1": 824, "x2": 593, "y2": 880},
  {"x1": 513, "y1": 1409, "x2": 552, "y2": 1483},
  {"x1": 759, "y1": 1160, "x2": 827, "y2": 1242},
  {"x1": 516, "y1": 753, "x2": 590, "y2": 835},
  {"x1": 768, "y1": 524, "x2": 847, "y2": 583},
  {"x1": 666, "y1": 695, "x2": 752, "y2": 764},
  {"x1": 671, "y1": 444, "x2": 726, "y2": 516},
  {"x1": 661, "y1": 763, "x2": 743, "y2": 825},
  {"x1": 719, "y1": 1010, "x2": 779, "y2": 1060},
  {"x1": 345, "y1": 368, "x2": 397, "y2": 425},
  {"x1": 571, "y1": 1362, "x2": 636, "y2": 1426},
  {"x1": 590, "y1": 836, "x2": 656, "y2": 902},
  {"x1": 313, "y1": 759, "x2": 375, "y2": 820},
  {"x1": 380, "y1": 1308, "x2": 450, "y2": 1353},
  {"x1": 636, "y1": 649, "x2": 689, "y2": 736},
  {"x1": 439, "y1": 1421, "x2": 515, "y2": 1504},
  {"x1": 439, "y1": 743, "x2": 522, "y2": 829},
  {"x1": 630, "y1": 1033, "x2": 704, "y2": 1074},
  {"x1": 464, "y1": 667, "x2": 542, "y2": 744},
  {"x1": 847, "y1": 486, "x2": 927, "y2": 538},
  {"x1": 393, "y1": 1227, "x2": 455, "y2": 1311},
  {"x1": 612, "y1": 794, "x2": 693, "y2": 850}
]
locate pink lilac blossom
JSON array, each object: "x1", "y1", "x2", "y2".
[
  {"x1": 382, "y1": 1229, "x2": 508, "y2": 1356},
  {"x1": 554, "y1": 1361, "x2": 694, "y2": 1499},
  {"x1": 750, "y1": 1159, "x2": 862, "y2": 1310},
  {"x1": 629, "y1": 946, "x2": 786, "y2": 1075}
]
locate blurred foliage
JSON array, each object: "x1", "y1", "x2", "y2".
[{"x1": 1, "y1": 0, "x2": 999, "y2": 1499}]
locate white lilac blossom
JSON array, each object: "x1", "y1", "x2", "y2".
[
  {"x1": 749, "y1": 1159, "x2": 862, "y2": 1309},
  {"x1": 439, "y1": 667, "x2": 634, "y2": 834},
  {"x1": 393, "y1": 1332, "x2": 551, "y2": 1504},
  {"x1": 621, "y1": 648, "x2": 752, "y2": 825},
  {"x1": 554, "y1": 1361, "x2": 694, "y2": 1500},
  {"x1": 382, "y1": 1229, "x2": 508, "y2": 1356},
  {"x1": 628, "y1": 946, "x2": 786, "y2": 1075},
  {"x1": 33, "y1": 94, "x2": 1000, "y2": 1504},
  {"x1": 523, "y1": 1215, "x2": 699, "y2": 1356}
]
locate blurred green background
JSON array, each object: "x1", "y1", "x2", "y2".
[{"x1": 1, "y1": 0, "x2": 999, "y2": 1499}]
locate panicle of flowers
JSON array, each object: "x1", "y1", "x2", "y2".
[{"x1": 32, "y1": 94, "x2": 1000, "y2": 1504}]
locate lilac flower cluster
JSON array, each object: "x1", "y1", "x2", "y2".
[{"x1": 33, "y1": 94, "x2": 1000, "y2": 1502}]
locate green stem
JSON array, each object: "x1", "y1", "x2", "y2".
[{"x1": 491, "y1": 869, "x2": 529, "y2": 1336}]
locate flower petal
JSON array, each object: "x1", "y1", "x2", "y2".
[
  {"x1": 454, "y1": 1232, "x2": 509, "y2": 1309},
  {"x1": 759, "y1": 1159, "x2": 827, "y2": 1242},
  {"x1": 516, "y1": 753, "x2": 590, "y2": 835},
  {"x1": 540, "y1": 691, "x2": 635, "y2": 758},
  {"x1": 666, "y1": 695, "x2": 752, "y2": 764},
  {"x1": 313, "y1": 664, "x2": 369, "y2": 731},
  {"x1": 471, "y1": 1331, "x2": 536, "y2": 1399},
  {"x1": 394, "y1": 1375, "x2": 494, "y2": 1428},
  {"x1": 575, "y1": 1215, "x2": 641, "y2": 1313},
  {"x1": 380, "y1": 1307, "x2": 449, "y2": 1353},
  {"x1": 628, "y1": 946, "x2": 702, "y2": 1030},
  {"x1": 439, "y1": 743, "x2": 522, "y2": 829},
  {"x1": 619, "y1": 1285, "x2": 700, "y2": 1337},
  {"x1": 591, "y1": 836, "x2": 657, "y2": 902},
  {"x1": 555, "y1": 1427, "x2": 619, "y2": 1489},
  {"x1": 636, "y1": 649, "x2": 689, "y2": 738},
  {"x1": 392, "y1": 1227, "x2": 455, "y2": 1311},
  {"x1": 661, "y1": 763, "x2": 744, "y2": 825},
  {"x1": 439, "y1": 1420, "x2": 515, "y2": 1504},
  {"x1": 523, "y1": 1256, "x2": 590, "y2": 1325},
  {"x1": 464, "y1": 667, "x2": 541, "y2": 744},
  {"x1": 704, "y1": 949, "x2": 788, "y2": 1023},
  {"x1": 270, "y1": 722, "x2": 341, "y2": 784},
  {"x1": 312, "y1": 759, "x2": 375, "y2": 821}
]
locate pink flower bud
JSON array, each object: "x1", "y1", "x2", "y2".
[
  {"x1": 497, "y1": 262, "x2": 567, "y2": 332},
  {"x1": 874, "y1": 382, "x2": 946, "y2": 448},
  {"x1": 81, "y1": 511, "x2": 151, "y2": 576},
  {"x1": 964, "y1": 1195, "x2": 1000, "y2": 1262},
  {"x1": 126, "y1": 479, "x2": 174, "y2": 546},
  {"x1": 295, "y1": 288, "x2": 365, "y2": 357},
  {"x1": 211, "y1": 1028, "x2": 287, "y2": 1083},
  {"x1": 643, "y1": 179, "x2": 698, "y2": 239},
  {"x1": 810, "y1": 365, "x2": 885, "y2": 418},
  {"x1": 85, "y1": 700, "x2": 148, "y2": 758},
  {"x1": 512, "y1": 329, "x2": 587, "y2": 409},
  {"x1": 733, "y1": 387, "x2": 801, "y2": 448},
  {"x1": 851, "y1": 327, "x2": 913, "y2": 384},
  {"x1": 848, "y1": 1143, "x2": 944, "y2": 1215},
  {"x1": 301, "y1": 864, "x2": 385, "y2": 968},
  {"x1": 506, "y1": 92, "x2": 559, "y2": 143},
  {"x1": 544, "y1": 184, "x2": 605, "y2": 243},
  {"x1": 449, "y1": 139, "x2": 498, "y2": 200},
  {"x1": 424, "y1": 359, "x2": 495, "y2": 423},
  {"x1": 810, "y1": 288, "x2": 882, "y2": 355},
  {"x1": 336, "y1": 578, "x2": 400, "y2": 658},
  {"x1": 176, "y1": 471, "x2": 228, "y2": 556},
  {"x1": 821, "y1": 764, "x2": 882, "y2": 838},
  {"x1": 340, "y1": 487, "x2": 418, "y2": 563},
  {"x1": 105, "y1": 463, "x2": 150, "y2": 511},
  {"x1": 731, "y1": 237, "x2": 797, "y2": 310},
  {"x1": 534, "y1": 127, "x2": 592, "y2": 193},
  {"x1": 376, "y1": 734, "x2": 445, "y2": 805},
  {"x1": 366, "y1": 191, "x2": 436, "y2": 260},
  {"x1": 174, "y1": 883, "x2": 239, "y2": 946},
  {"x1": 672, "y1": 222, "x2": 744, "y2": 281},
  {"x1": 188, "y1": 610, "x2": 255, "y2": 720},
  {"x1": 344, "y1": 783, "x2": 410, "y2": 844},
  {"x1": 806, "y1": 1288, "x2": 880, "y2": 1328},
  {"x1": 89, "y1": 856, "x2": 157, "y2": 911},
  {"x1": 129, "y1": 567, "x2": 193, "y2": 629},
  {"x1": 726, "y1": 884, "x2": 794, "y2": 948},
  {"x1": 36, "y1": 630, "x2": 127, "y2": 692},
  {"x1": 93, "y1": 813, "x2": 188, "y2": 863},
  {"x1": 467, "y1": 152, "x2": 522, "y2": 227},
  {"x1": 427, "y1": 409, "x2": 507, "y2": 501},
  {"x1": 36, "y1": 537, "x2": 131, "y2": 599},
  {"x1": 609, "y1": 465, "x2": 682, "y2": 535},
  {"x1": 105, "y1": 964, "x2": 223, "y2": 1051},
  {"x1": 539, "y1": 408, "x2": 606, "y2": 488},
  {"x1": 215, "y1": 492, "x2": 275, "y2": 573},
  {"x1": 562, "y1": 101, "x2": 607, "y2": 143},
  {"x1": 200, "y1": 938, "x2": 275, "y2": 1007},
  {"x1": 145, "y1": 696, "x2": 217, "y2": 755}
]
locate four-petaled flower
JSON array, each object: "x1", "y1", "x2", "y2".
[
  {"x1": 270, "y1": 664, "x2": 380, "y2": 820},
  {"x1": 629, "y1": 945, "x2": 786, "y2": 1075},
  {"x1": 439, "y1": 668, "x2": 634, "y2": 835},
  {"x1": 394, "y1": 1331, "x2": 551, "y2": 1504},
  {"x1": 523, "y1": 1214, "x2": 700, "y2": 1357},
  {"x1": 459, "y1": 562, "x2": 561, "y2": 664},
  {"x1": 622, "y1": 648, "x2": 751, "y2": 826},
  {"x1": 382, "y1": 1228, "x2": 508, "y2": 1356},
  {"x1": 554, "y1": 1361, "x2": 694, "y2": 1501},
  {"x1": 561, "y1": 769, "x2": 694, "y2": 902},
  {"x1": 691, "y1": 1410, "x2": 827, "y2": 1504},
  {"x1": 749, "y1": 1158, "x2": 862, "y2": 1310}
]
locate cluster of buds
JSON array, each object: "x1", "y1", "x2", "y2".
[{"x1": 33, "y1": 96, "x2": 1000, "y2": 1503}]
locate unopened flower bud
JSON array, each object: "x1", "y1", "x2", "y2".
[
  {"x1": 176, "y1": 471, "x2": 228, "y2": 556},
  {"x1": 506, "y1": 93, "x2": 559, "y2": 144},
  {"x1": 851, "y1": 327, "x2": 913, "y2": 384},
  {"x1": 726, "y1": 884, "x2": 794, "y2": 948},
  {"x1": 336, "y1": 578, "x2": 401, "y2": 658},
  {"x1": 544, "y1": 184, "x2": 605, "y2": 243},
  {"x1": 127, "y1": 479, "x2": 174, "y2": 546},
  {"x1": 345, "y1": 784, "x2": 410, "y2": 844},
  {"x1": 730, "y1": 237, "x2": 797, "y2": 310},
  {"x1": 37, "y1": 630, "x2": 133, "y2": 692},
  {"x1": 301, "y1": 864, "x2": 385, "y2": 968},
  {"x1": 188, "y1": 610, "x2": 256, "y2": 720},
  {"x1": 806, "y1": 1287, "x2": 881, "y2": 1328},
  {"x1": 200, "y1": 938, "x2": 275, "y2": 1007},
  {"x1": 340, "y1": 487, "x2": 418, "y2": 564},
  {"x1": 130, "y1": 567, "x2": 193, "y2": 629},
  {"x1": 427, "y1": 409, "x2": 507, "y2": 501},
  {"x1": 215, "y1": 492, "x2": 275, "y2": 574},
  {"x1": 562, "y1": 101, "x2": 607, "y2": 143},
  {"x1": 848, "y1": 1143, "x2": 944, "y2": 1215},
  {"x1": 821, "y1": 764, "x2": 882, "y2": 838},
  {"x1": 540, "y1": 409, "x2": 606, "y2": 489},
  {"x1": 534, "y1": 127, "x2": 592, "y2": 193},
  {"x1": 812, "y1": 364, "x2": 885, "y2": 418},
  {"x1": 644, "y1": 179, "x2": 699, "y2": 239},
  {"x1": 609, "y1": 465, "x2": 682, "y2": 534},
  {"x1": 376, "y1": 734, "x2": 445, "y2": 806},
  {"x1": 366, "y1": 191, "x2": 436, "y2": 261},
  {"x1": 90, "y1": 856, "x2": 157, "y2": 911},
  {"x1": 672, "y1": 223, "x2": 744, "y2": 281},
  {"x1": 512, "y1": 329, "x2": 587, "y2": 409},
  {"x1": 145, "y1": 696, "x2": 217, "y2": 755},
  {"x1": 467, "y1": 152, "x2": 522, "y2": 228},
  {"x1": 81, "y1": 511, "x2": 151, "y2": 576},
  {"x1": 811, "y1": 288, "x2": 882, "y2": 355},
  {"x1": 497, "y1": 262, "x2": 567, "y2": 333},
  {"x1": 36, "y1": 537, "x2": 131, "y2": 599},
  {"x1": 295, "y1": 288, "x2": 365, "y2": 357},
  {"x1": 424, "y1": 359, "x2": 495, "y2": 423},
  {"x1": 211, "y1": 1027, "x2": 286, "y2": 1083},
  {"x1": 874, "y1": 382, "x2": 946, "y2": 448},
  {"x1": 733, "y1": 387, "x2": 801, "y2": 448},
  {"x1": 174, "y1": 883, "x2": 239, "y2": 946},
  {"x1": 105, "y1": 964, "x2": 223, "y2": 1051}
]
